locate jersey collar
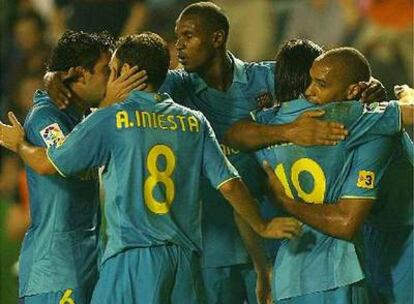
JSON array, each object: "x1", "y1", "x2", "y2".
[
  {"x1": 127, "y1": 90, "x2": 171, "y2": 103},
  {"x1": 189, "y1": 52, "x2": 248, "y2": 94}
]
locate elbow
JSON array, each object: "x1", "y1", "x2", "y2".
[{"x1": 335, "y1": 219, "x2": 360, "y2": 241}]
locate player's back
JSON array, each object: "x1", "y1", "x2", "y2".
[
  {"x1": 254, "y1": 98, "x2": 399, "y2": 300},
  {"x1": 94, "y1": 91, "x2": 237, "y2": 263}
]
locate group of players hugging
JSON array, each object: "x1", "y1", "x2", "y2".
[{"x1": 0, "y1": 2, "x2": 412, "y2": 304}]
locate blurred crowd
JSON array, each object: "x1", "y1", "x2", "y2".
[{"x1": 0, "y1": 0, "x2": 412, "y2": 301}]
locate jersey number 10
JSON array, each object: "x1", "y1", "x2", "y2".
[{"x1": 274, "y1": 158, "x2": 326, "y2": 204}]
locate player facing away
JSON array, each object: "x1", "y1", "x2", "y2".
[
  {"x1": 15, "y1": 31, "x2": 113, "y2": 304},
  {"x1": 256, "y1": 47, "x2": 403, "y2": 303},
  {"x1": 0, "y1": 32, "x2": 301, "y2": 304}
]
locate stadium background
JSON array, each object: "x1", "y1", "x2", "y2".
[{"x1": 0, "y1": 0, "x2": 412, "y2": 302}]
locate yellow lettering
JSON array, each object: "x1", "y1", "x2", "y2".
[
  {"x1": 152, "y1": 112, "x2": 158, "y2": 128},
  {"x1": 167, "y1": 115, "x2": 178, "y2": 130},
  {"x1": 142, "y1": 111, "x2": 152, "y2": 128},
  {"x1": 176, "y1": 115, "x2": 186, "y2": 131},
  {"x1": 135, "y1": 111, "x2": 141, "y2": 127},
  {"x1": 188, "y1": 116, "x2": 199, "y2": 132},
  {"x1": 116, "y1": 111, "x2": 129, "y2": 129},
  {"x1": 158, "y1": 114, "x2": 168, "y2": 130}
]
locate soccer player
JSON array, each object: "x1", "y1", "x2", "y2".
[
  {"x1": 10, "y1": 31, "x2": 109, "y2": 304},
  {"x1": 0, "y1": 32, "x2": 301, "y2": 304},
  {"x1": 9, "y1": 30, "x2": 144, "y2": 304},
  {"x1": 44, "y1": 3, "x2": 350, "y2": 303},
  {"x1": 254, "y1": 47, "x2": 402, "y2": 303}
]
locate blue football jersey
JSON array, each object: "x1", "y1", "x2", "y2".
[
  {"x1": 47, "y1": 91, "x2": 239, "y2": 264},
  {"x1": 20, "y1": 90, "x2": 100, "y2": 296},
  {"x1": 253, "y1": 99, "x2": 400, "y2": 300},
  {"x1": 160, "y1": 54, "x2": 277, "y2": 266}
]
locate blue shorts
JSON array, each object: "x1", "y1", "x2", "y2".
[
  {"x1": 277, "y1": 281, "x2": 368, "y2": 304},
  {"x1": 202, "y1": 263, "x2": 257, "y2": 304},
  {"x1": 91, "y1": 244, "x2": 205, "y2": 304},
  {"x1": 19, "y1": 282, "x2": 94, "y2": 304}
]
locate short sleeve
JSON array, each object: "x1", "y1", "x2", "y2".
[
  {"x1": 25, "y1": 106, "x2": 73, "y2": 148},
  {"x1": 340, "y1": 135, "x2": 395, "y2": 200},
  {"x1": 200, "y1": 114, "x2": 240, "y2": 188},
  {"x1": 347, "y1": 101, "x2": 401, "y2": 149},
  {"x1": 47, "y1": 110, "x2": 111, "y2": 177}
]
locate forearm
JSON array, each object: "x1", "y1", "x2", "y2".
[
  {"x1": 121, "y1": 3, "x2": 147, "y2": 36},
  {"x1": 219, "y1": 178, "x2": 266, "y2": 235},
  {"x1": 280, "y1": 198, "x2": 355, "y2": 240},
  {"x1": 18, "y1": 141, "x2": 56, "y2": 175},
  {"x1": 234, "y1": 213, "x2": 270, "y2": 273},
  {"x1": 223, "y1": 120, "x2": 290, "y2": 152}
]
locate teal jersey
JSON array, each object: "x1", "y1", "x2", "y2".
[
  {"x1": 20, "y1": 91, "x2": 100, "y2": 297},
  {"x1": 370, "y1": 132, "x2": 413, "y2": 227},
  {"x1": 47, "y1": 91, "x2": 239, "y2": 264},
  {"x1": 253, "y1": 99, "x2": 400, "y2": 300},
  {"x1": 160, "y1": 54, "x2": 276, "y2": 267}
]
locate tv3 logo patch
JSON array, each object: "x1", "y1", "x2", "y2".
[{"x1": 357, "y1": 170, "x2": 375, "y2": 189}]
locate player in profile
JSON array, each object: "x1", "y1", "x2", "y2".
[
  {"x1": 255, "y1": 46, "x2": 405, "y2": 303},
  {"x1": 12, "y1": 31, "x2": 109, "y2": 304},
  {"x1": 0, "y1": 32, "x2": 301, "y2": 304}
]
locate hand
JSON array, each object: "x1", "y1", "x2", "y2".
[
  {"x1": 394, "y1": 84, "x2": 414, "y2": 104},
  {"x1": 261, "y1": 217, "x2": 302, "y2": 239},
  {"x1": 287, "y1": 110, "x2": 347, "y2": 146},
  {"x1": 0, "y1": 112, "x2": 25, "y2": 152},
  {"x1": 100, "y1": 66, "x2": 148, "y2": 108},
  {"x1": 359, "y1": 77, "x2": 387, "y2": 104},
  {"x1": 44, "y1": 70, "x2": 77, "y2": 109},
  {"x1": 256, "y1": 267, "x2": 273, "y2": 304},
  {"x1": 262, "y1": 160, "x2": 290, "y2": 209}
]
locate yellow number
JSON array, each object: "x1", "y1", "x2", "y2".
[
  {"x1": 276, "y1": 158, "x2": 326, "y2": 204},
  {"x1": 275, "y1": 163, "x2": 294, "y2": 199},
  {"x1": 144, "y1": 145, "x2": 176, "y2": 214},
  {"x1": 59, "y1": 289, "x2": 75, "y2": 304}
]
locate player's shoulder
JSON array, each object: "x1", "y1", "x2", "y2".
[
  {"x1": 251, "y1": 105, "x2": 279, "y2": 124},
  {"x1": 25, "y1": 91, "x2": 66, "y2": 127},
  {"x1": 241, "y1": 59, "x2": 275, "y2": 76}
]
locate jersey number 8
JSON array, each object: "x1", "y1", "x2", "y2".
[{"x1": 144, "y1": 145, "x2": 176, "y2": 214}]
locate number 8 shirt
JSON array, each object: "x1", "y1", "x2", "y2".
[
  {"x1": 47, "y1": 90, "x2": 239, "y2": 265},
  {"x1": 252, "y1": 99, "x2": 401, "y2": 301}
]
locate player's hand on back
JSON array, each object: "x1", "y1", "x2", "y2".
[
  {"x1": 0, "y1": 112, "x2": 25, "y2": 152},
  {"x1": 99, "y1": 65, "x2": 147, "y2": 108},
  {"x1": 359, "y1": 77, "x2": 387, "y2": 104},
  {"x1": 287, "y1": 110, "x2": 348, "y2": 146}
]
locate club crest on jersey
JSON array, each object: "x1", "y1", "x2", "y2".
[
  {"x1": 356, "y1": 170, "x2": 375, "y2": 189},
  {"x1": 40, "y1": 123, "x2": 65, "y2": 148},
  {"x1": 363, "y1": 101, "x2": 387, "y2": 113},
  {"x1": 256, "y1": 92, "x2": 273, "y2": 109}
]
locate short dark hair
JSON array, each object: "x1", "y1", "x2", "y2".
[
  {"x1": 180, "y1": 2, "x2": 229, "y2": 42},
  {"x1": 47, "y1": 30, "x2": 114, "y2": 72},
  {"x1": 275, "y1": 39, "x2": 323, "y2": 104},
  {"x1": 115, "y1": 32, "x2": 170, "y2": 89},
  {"x1": 320, "y1": 47, "x2": 371, "y2": 85}
]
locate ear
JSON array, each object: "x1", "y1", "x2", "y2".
[
  {"x1": 346, "y1": 83, "x2": 362, "y2": 100},
  {"x1": 212, "y1": 30, "x2": 226, "y2": 48}
]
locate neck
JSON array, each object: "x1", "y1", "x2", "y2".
[{"x1": 198, "y1": 50, "x2": 233, "y2": 92}]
